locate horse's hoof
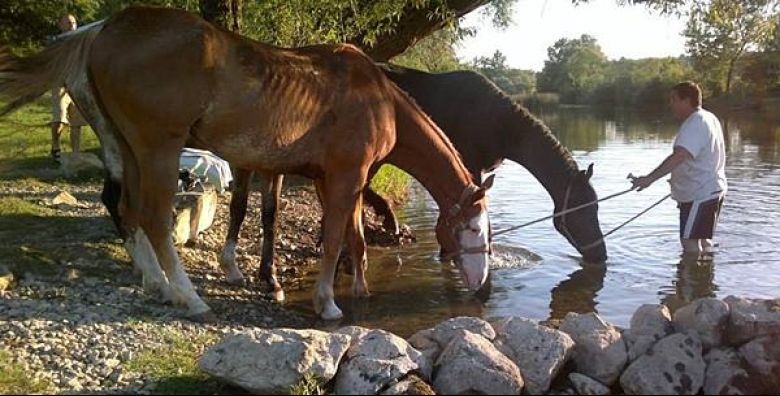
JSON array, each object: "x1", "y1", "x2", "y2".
[
  {"x1": 188, "y1": 310, "x2": 218, "y2": 323},
  {"x1": 272, "y1": 288, "x2": 286, "y2": 303},
  {"x1": 226, "y1": 274, "x2": 246, "y2": 287},
  {"x1": 317, "y1": 300, "x2": 343, "y2": 321}
]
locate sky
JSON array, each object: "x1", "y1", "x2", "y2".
[{"x1": 456, "y1": 0, "x2": 688, "y2": 71}]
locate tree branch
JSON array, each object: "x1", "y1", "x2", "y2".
[{"x1": 349, "y1": 0, "x2": 491, "y2": 61}]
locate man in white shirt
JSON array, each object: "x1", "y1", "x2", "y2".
[{"x1": 631, "y1": 81, "x2": 727, "y2": 255}]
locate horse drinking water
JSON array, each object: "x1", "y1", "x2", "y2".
[{"x1": 0, "y1": 7, "x2": 493, "y2": 321}]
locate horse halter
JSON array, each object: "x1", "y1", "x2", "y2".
[
  {"x1": 558, "y1": 178, "x2": 604, "y2": 254},
  {"x1": 441, "y1": 185, "x2": 492, "y2": 262}
]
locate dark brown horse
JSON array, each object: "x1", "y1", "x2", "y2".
[
  {"x1": 218, "y1": 64, "x2": 608, "y2": 298},
  {"x1": 0, "y1": 7, "x2": 493, "y2": 320}
]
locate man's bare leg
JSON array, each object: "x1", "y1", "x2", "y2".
[{"x1": 50, "y1": 122, "x2": 66, "y2": 160}]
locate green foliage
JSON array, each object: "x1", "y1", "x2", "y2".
[
  {"x1": 0, "y1": 349, "x2": 51, "y2": 394},
  {"x1": 393, "y1": 29, "x2": 462, "y2": 72},
  {"x1": 369, "y1": 165, "x2": 410, "y2": 204},
  {"x1": 537, "y1": 35, "x2": 608, "y2": 102},
  {"x1": 684, "y1": 0, "x2": 778, "y2": 95},
  {"x1": 288, "y1": 373, "x2": 325, "y2": 396},
  {"x1": 469, "y1": 50, "x2": 537, "y2": 95},
  {"x1": 126, "y1": 329, "x2": 223, "y2": 395}
]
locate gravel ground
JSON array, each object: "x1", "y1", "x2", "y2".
[{"x1": 0, "y1": 177, "x2": 411, "y2": 394}]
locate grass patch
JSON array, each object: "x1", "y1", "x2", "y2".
[
  {"x1": 125, "y1": 329, "x2": 228, "y2": 395},
  {"x1": 289, "y1": 373, "x2": 325, "y2": 395},
  {"x1": 369, "y1": 164, "x2": 410, "y2": 204},
  {"x1": 0, "y1": 349, "x2": 51, "y2": 394},
  {"x1": 0, "y1": 98, "x2": 102, "y2": 183}
]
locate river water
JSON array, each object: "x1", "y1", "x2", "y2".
[{"x1": 287, "y1": 107, "x2": 780, "y2": 337}]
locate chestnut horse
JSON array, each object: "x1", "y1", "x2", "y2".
[
  {"x1": 0, "y1": 7, "x2": 493, "y2": 320},
  {"x1": 216, "y1": 65, "x2": 608, "y2": 298}
]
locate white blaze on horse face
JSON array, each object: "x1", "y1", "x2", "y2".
[{"x1": 457, "y1": 210, "x2": 490, "y2": 291}]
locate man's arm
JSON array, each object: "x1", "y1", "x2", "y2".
[{"x1": 632, "y1": 146, "x2": 693, "y2": 191}]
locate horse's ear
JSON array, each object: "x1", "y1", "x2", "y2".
[
  {"x1": 482, "y1": 174, "x2": 496, "y2": 190},
  {"x1": 469, "y1": 175, "x2": 496, "y2": 204},
  {"x1": 586, "y1": 163, "x2": 594, "y2": 179}
]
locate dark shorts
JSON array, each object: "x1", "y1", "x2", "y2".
[{"x1": 678, "y1": 192, "x2": 725, "y2": 240}]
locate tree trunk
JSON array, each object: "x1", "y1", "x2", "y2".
[
  {"x1": 200, "y1": 0, "x2": 242, "y2": 33},
  {"x1": 349, "y1": 0, "x2": 491, "y2": 61}
]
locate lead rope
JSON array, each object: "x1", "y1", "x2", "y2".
[
  {"x1": 491, "y1": 186, "x2": 638, "y2": 238},
  {"x1": 578, "y1": 193, "x2": 671, "y2": 251}
]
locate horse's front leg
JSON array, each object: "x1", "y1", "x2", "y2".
[
  {"x1": 220, "y1": 168, "x2": 253, "y2": 286},
  {"x1": 313, "y1": 172, "x2": 365, "y2": 321},
  {"x1": 259, "y1": 173, "x2": 285, "y2": 302},
  {"x1": 345, "y1": 193, "x2": 370, "y2": 298}
]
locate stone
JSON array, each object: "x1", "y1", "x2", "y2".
[
  {"x1": 0, "y1": 265, "x2": 14, "y2": 292},
  {"x1": 51, "y1": 191, "x2": 80, "y2": 207},
  {"x1": 725, "y1": 296, "x2": 780, "y2": 346},
  {"x1": 560, "y1": 312, "x2": 627, "y2": 385},
  {"x1": 198, "y1": 329, "x2": 351, "y2": 394},
  {"x1": 627, "y1": 335, "x2": 658, "y2": 363},
  {"x1": 619, "y1": 332, "x2": 705, "y2": 395},
  {"x1": 60, "y1": 152, "x2": 104, "y2": 178},
  {"x1": 380, "y1": 374, "x2": 436, "y2": 395},
  {"x1": 431, "y1": 317, "x2": 496, "y2": 347},
  {"x1": 334, "y1": 329, "x2": 425, "y2": 395},
  {"x1": 335, "y1": 326, "x2": 372, "y2": 346},
  {"x1": 492, "y1": 317, "x2": 574, "y2": 394},
  {"x1": 673, "y1": 298, "x2": 730, "y2": 351},
  {"x1": 630, "y1": 304, "x2": 673, "y2": 341},
  {"x1": 738, "y1": 334, "x2": 780, "y2": 392},
  {"x1": 568, "y1": 373, "x2": 611, "y2": 396},
  {"x1": 406, "y1": 329, "x2": 439, "y2": 380},
  {"x1": 433, "y1": 330, "x2": 524, "y2": 395},
  {"x1": 703, "y1": 348, "x2": 750, "y2": 395}
]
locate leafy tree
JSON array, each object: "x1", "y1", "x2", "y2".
[
  {"x1": 537, "y1": 34, "x2": 608, "y2": 103},
  {"x1": 684, "y1": 0, "x2": 778, "y2": 96}
]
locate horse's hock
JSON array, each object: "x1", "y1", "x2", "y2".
[{"x1": 173, "y1": 190, "x2": 218, "y2": 245}]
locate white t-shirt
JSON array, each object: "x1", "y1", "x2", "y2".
[{"x1": 670, "y1": 107, "x2": 728, "y2": 202}]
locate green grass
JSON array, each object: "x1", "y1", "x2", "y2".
[
  {"x1": 288, "y1": 373, "x2": 325, "y2": 395},
  {"x1": 0, "y1": 349, "x2": 51, "y2": 394},
  {"x1": 125, "y1": 329, "x2": 227, "y2": 395},
  {"x1": 0, "y1": 98, "x2": 102, "y2": 182},
  {"x1": 369, "y1": 164, "x2": 410, "y2": 204}
]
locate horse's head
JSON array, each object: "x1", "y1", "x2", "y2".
[
  {"x1": 437, "y1": 175, "x2": 495, "y2": 291},
  {"x1": 553, "y1": 164, "x2": 608, "y2": 263}
]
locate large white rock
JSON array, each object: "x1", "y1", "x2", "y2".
[
  {"x1": 431, "y1": 316, "x2": 496, "y2": 347},
  {"x1": 630, "y1": 304, "x2": 673, "y2": 340},
  {"x1": 334, "y1": 329, "x2": 425, "y2": 395},
  {"x1": 673, "y1": 298, "x2": 730, "y2": 351},
  {"x1": 620, "y1": 332, "x2": 705, "y2": 395},
  {"x1": 199, "y1": 329, "x2": 351, "y2": 395},
  {"x1": 725, "y1": 296, "x2": 780, "y2": 346},
  {"x1": 433, "y1": 329, "x2": 524, "y2": 395},
  {"x1": 568, "y1": 373, "x2": 611, "y2": 396},
  {"x1": 703, "y1": 348, "x2": 750, "y2": 395},
  {"x1": 560, "y1": 312, "x2": 627, "y2": 385},
  {"x1": 406, "y1": 328, "x2": 438, "y2": 380},
  {"x1": 738, "y1": 334, "x2": 780, "y2": 393},
  {"x1": 492, "y1": 317, "x2": 574, "y2": 394},
  {"x1": 60, "y1": 152, "x2": 104, "y2": 178}
]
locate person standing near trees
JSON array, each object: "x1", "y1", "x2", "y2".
[
  {"x1": 49, "y1": 14, "x2": 87, "y2": 162},
  {"x1": 631, "y1": 81, "x2": 728, "y2": 256}
]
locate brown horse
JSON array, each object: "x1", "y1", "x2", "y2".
[
  {"x1": 0, "y1": 7, "x2": 493, "y2": 320},
  {"x1": 216, "y1": 64, "x2": 608, "y2": 298}
]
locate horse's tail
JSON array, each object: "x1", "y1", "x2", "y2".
[{"x1": 0, "y1": 20, "x2": 105, "y2": 117}]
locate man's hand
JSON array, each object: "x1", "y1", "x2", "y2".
[{"x1": 631, "y1": 175, "x2": 655, "y2": 191}]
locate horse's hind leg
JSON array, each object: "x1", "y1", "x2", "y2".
[
  {"x1": 363, "y1": 186, "x2": 399, "y2": 236},
  {"x1": 136, "y1": 147, "x2": 212, "y2": 320},
  {"x1": 220, "y1": 168, "x2": 252, "y2": 285},
  {"x1": 259, "y1": 172, "x2": 285, "y2": 302}
]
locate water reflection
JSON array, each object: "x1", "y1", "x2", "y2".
[
  {"x1": 548, "y1": 261, "x2": 607, "y2": 322},
  {"x1": 660, "y1": 256, "x2": 718, "y2": 314}
]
